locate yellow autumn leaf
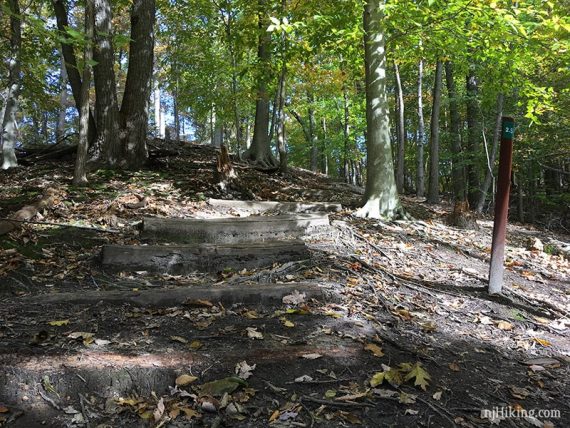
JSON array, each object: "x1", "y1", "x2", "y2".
[
  {"x1": 280, "y1": 317, "x2": 295, "y2": 328},
  {"x1": 404, "y1": 363, "x2": 431, "y2": 391},
  {"x1": 370, "y1": 372, "x2": 385, "y2": 387},
  {"x1": 533, "y1": 338, "x2": 551, "y2": 347}
]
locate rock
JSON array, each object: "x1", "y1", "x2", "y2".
[{"x1": 526, "y1": 237, "x2": 544, "y2": 252}]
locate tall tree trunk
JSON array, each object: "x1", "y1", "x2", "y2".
[
  {"x1": 394, "y1": 61, "x2": 405, "y2": 193},
  {"x1": 120, "y1": 0, "x2": 156, "y2": 169},
  {"x1": 356, "y1": 0, "x2": 402, "y2": 219},
  {"x1": 94, "y1": 0, "x2": 121, "y2": 166},
  {"x1": 173, "y1": 79, "x2": 180, "y2": 141},
  {"x1": 322, "y1": 117, "x2": 328, "y2": 175},
  {"x1": 308, "y1": 93, "x2": 318, "y2": 173},
  {"x1": 426, "y1": 61, "x2": 443, "y2": 204},
  {"x1": 56, "y1": 51, "x2": 68, "y2": 141},
  {"x1": 466, "y1": 65, "x2": 481, "y2": 207},
  {"x1": 243, "y1": 0, "x2": 277, "y2": 168},
  {"x1": 276, "y1": 65, "x2": 287, "y2": 173},
  {"x1": 154, "y1": 78, "x2": 163, "y2": 137},
  {"x1": 476, "y1": 93, "x2": 504, "y2": 212},
  {"x1": 51, "y1": 0, "x2": 97, "y2": 146},
  {"x1": 343, "y1": 85, "x2": 351, "y2": 182},
  {"x1": 416, "y1": 58, "x2": 426, "y2": 198},
  {"x1": 1, "y1": 0, "x2": 21, "y2": 170},
  {"x1": 445, "y1": 62, "x2": 466, "y2": 203},
  {"x1": 74, "y1": 0, "x2": 94, "y2": 185}
]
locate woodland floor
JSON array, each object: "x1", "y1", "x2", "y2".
[{"x1": 0, "y1": 141, "x2": 569, "y2": 428}]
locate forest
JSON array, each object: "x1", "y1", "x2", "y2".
[{"x1": 0, "y1": 0, "x2": 569, "y2": 427}]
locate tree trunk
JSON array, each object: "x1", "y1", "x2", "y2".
[
  {"x1": 355, "y1": 0, "x2": 402, "y2": 219},
  {"x1": 56, "y1": 51, "x2": 68, "y2": 142},
  {"x1": 476, "y1": 93, "x2": 504, "y2": 212},
  {"x1": 394, "y1": 61, "x2": 405, "y2": 193},
  {"x1": 74, "y1": 0, "x2": 94, "y2": 185},
  {"x1": 276, "y1": 65, "x2": 287, "y2": 173},
  {"x1": 308, "y1": 93, "x2": 318, "y2": 173},
  {"x1": 120, "y1": 0, "x2": 156, "y2": 169},
  {"x1": 1, "y1": 0, "x2": 21, "y2": 170},
  {"x1": 445, "y1": 62, "x2": 466, "y2": 203},
  {"x1": 416, "y1": 58, "x2": 426, "y2": 198},
  {"x1": 426, "y1": 61, "x2": 443, "y2": 204},
  {"x1": 243, "y1": 0, "x2": 277, "y2": 168},
  {"x1": 343, "y1": 86, "x2": 350, "y2": 182},
  {"x1": 154, "y1": 78, "x2": 162, "y2": 137},
  {"x1": 51, "y1": 0, "x2": 97, "y2": 146},
  {"x1": 466, "y1": 65, "x2": 481, "y2": 207},
  {"x1": 322, "y1": 117, "x2": 328, "y2": 175},
  {"x1": 94, "y1": 0, "x2": 121, "y2": 166}
]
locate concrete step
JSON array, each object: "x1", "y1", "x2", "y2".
[
  {"x1": 207, "y1": 198, "x2": 342, "y2": 214},
  {"x1": 142, "y1": 213, "x2": 330, "y2": 244},
  {"x1": 102, "y1": 240, "x2": 309, "y2": 274}
]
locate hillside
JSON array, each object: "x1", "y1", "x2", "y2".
[{"x1": 0, "y1": 143, "x2": 568, "y2": 427}]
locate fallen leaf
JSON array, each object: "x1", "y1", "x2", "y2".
[
  {"x1": 364, "y1": 343, "x2": 384, "y2": 357},
  {"x1": 325, "y1": 390, "x2": 337, "y2": 398},
  {"x1": 0, "y1": 405, "x2": 8, "y2": 413},
  {"x1": 176, "y1": 374, "x2": 198, "y2": 386},
  {"x1": 282, "y1": 290, "x2": 306, "y2": 305},
  {"x1": 301, "y1": 353, "x2": 322, "y2": 360},
  {"x1": 48, "y1": 320, "x2": 70, "y2": 327},
  {"x1": 269, "y1": 410, "x2": 280, "y2": 422},
  {"x1": 154, "y1": 397, "x2": 165, "y2": 422},
  {"x1": 184, "y1": 299, "x2": 213, "y2": 307},
  {"x1": 294, "y1": 375, "x2": 313, "y2": 383},
  {"x1": 190, "y1": 340, "x2": 203, "y2": 350},
  {"x1": 404, "y1": 363, "x2": 431, "y2": 390},
  {"x1": 199, "y1": 377, "x2": 246, "y2": 397},
  {"x1": 448, "y1": 362, "x2": 460, "y2": 372},
  {"x1": 281, "y1": 318, "x2": 295, "y2": 328},
  {"x1": 181, "y1": 407, "x2": 201, "y2": 419},
  {"x1": 171, "y1": 336, "x2": 189, "y2": 344},
  {"x1": 533, "y1": 338, "x2": 551, "y2": 347},
  {"x1": 432, "y1": 391, "x2": 443, "y2": 401},
  {"x1": 370, "y1": 372, "x2": 385, "y2": 387},
  {"x1": 246, "y1": 327, "x2": 263, "y2": 340},
  {"x1": 496, "y1": 321, "x2": 513, "y2": 331},
  {"x1": 235, "y1": 361, "x2": 256, "y2": 380},
  {"x1": 522, "y1": 358, "x2": 560, "y2": 368}
]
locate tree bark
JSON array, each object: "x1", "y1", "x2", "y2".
[
  {"x1": 343, "y1": 85, "x2": 350, "y2": 182},
  {"x1": 94, "y1": 0, "x2": 121, "y2": 166},
  {"x1": 120, "y1": 0, "x2": 156, "y2": 169},
  {"x1": 51, "y1": 0, "x2": 97, "y2": 146},
  {"x1": 466, "y1": 65, "x2": 481, "y2": 207},
  {"x1": 355, "y1": 0, "x2": 402, "y2": 219},
  {"x1": 444, "y1": 62, "x2": 466, "y2": 203},
  {"x1": 476, "y1": 93, "x2": 504, "y2": 212},
  {"x1": 74, "y1": 0, "x2": 94, "y2": 185},
  {"x1": 1, "y1": 0, "x2": 21, "y2": 170},
  {"x1": 426, "y1": 61, "x2": 443, "y2": 204},
  {"x1": 394, "y1": 61, "x2": 405, "y2": 193},
  {"x1": 308, "y1": 93, "x2": 318, "y2": 172},
  {"x1": 243, "y1": 0, "x2": 277, "y2": 168},
  {"x1": 416, "y1": 58, "x2": 426, "y2": 198},
  {"x1": 276, "y1": 64, "x2": 287, "y2": 173},
  {"x1": 56, "y1": 51, "x2": 68, "y2": 142}
]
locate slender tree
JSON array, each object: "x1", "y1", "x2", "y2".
[
  {"x1": 416, "y1": 58, "x2": 426, "y2": 197},
  {"x1": 394, "y1": 61, "x2": 405, "y2": 193},
  {"x1": 466, "y1": 65, "x2": 480, "y2": 207},
  {"x1": 426, "y1": 61, "x2": 443, "y2": 204},
  {"x1": 356, "y1": 0, "x2": 403, "y2": 219},
  {"x1": 1, "y1": 0, "x2": 22, "y2": 170}
]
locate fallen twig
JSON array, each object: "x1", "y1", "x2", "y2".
[
  {"x1": 300, "y1": 395, "x2": 373, "y2": 408},
  {"x1": 0, "y1": 217, "x2": 121, "y2": 234}
]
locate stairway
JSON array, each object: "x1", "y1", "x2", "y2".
[{"x1": 102, "y1": 201, "x2": 335, "y2": 275}]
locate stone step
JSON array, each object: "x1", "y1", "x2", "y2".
[
  {"x1": 102, "y1": 240, "x2": 309, "y2": 274},
  {"x1": 142, "y1": 213, "x2": 330, "y2": 244},
  {"x1": 21, "y1": 282, "x2": 334, "y2": 307},
  {"x1": 207, "y1": 198, "x2": 342, "y2": 213}
]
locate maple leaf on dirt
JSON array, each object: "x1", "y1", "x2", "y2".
[{"x1": 403, "y1": 362, "x2": 431, "y2": 391}]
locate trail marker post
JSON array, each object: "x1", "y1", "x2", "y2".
[{"x1": 488, "y1": 116, "x2": 515, "y2": 295}]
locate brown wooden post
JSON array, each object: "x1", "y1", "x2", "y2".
[{"x1": 488, "y1": 116, "x2": 515, "y2": 294}]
